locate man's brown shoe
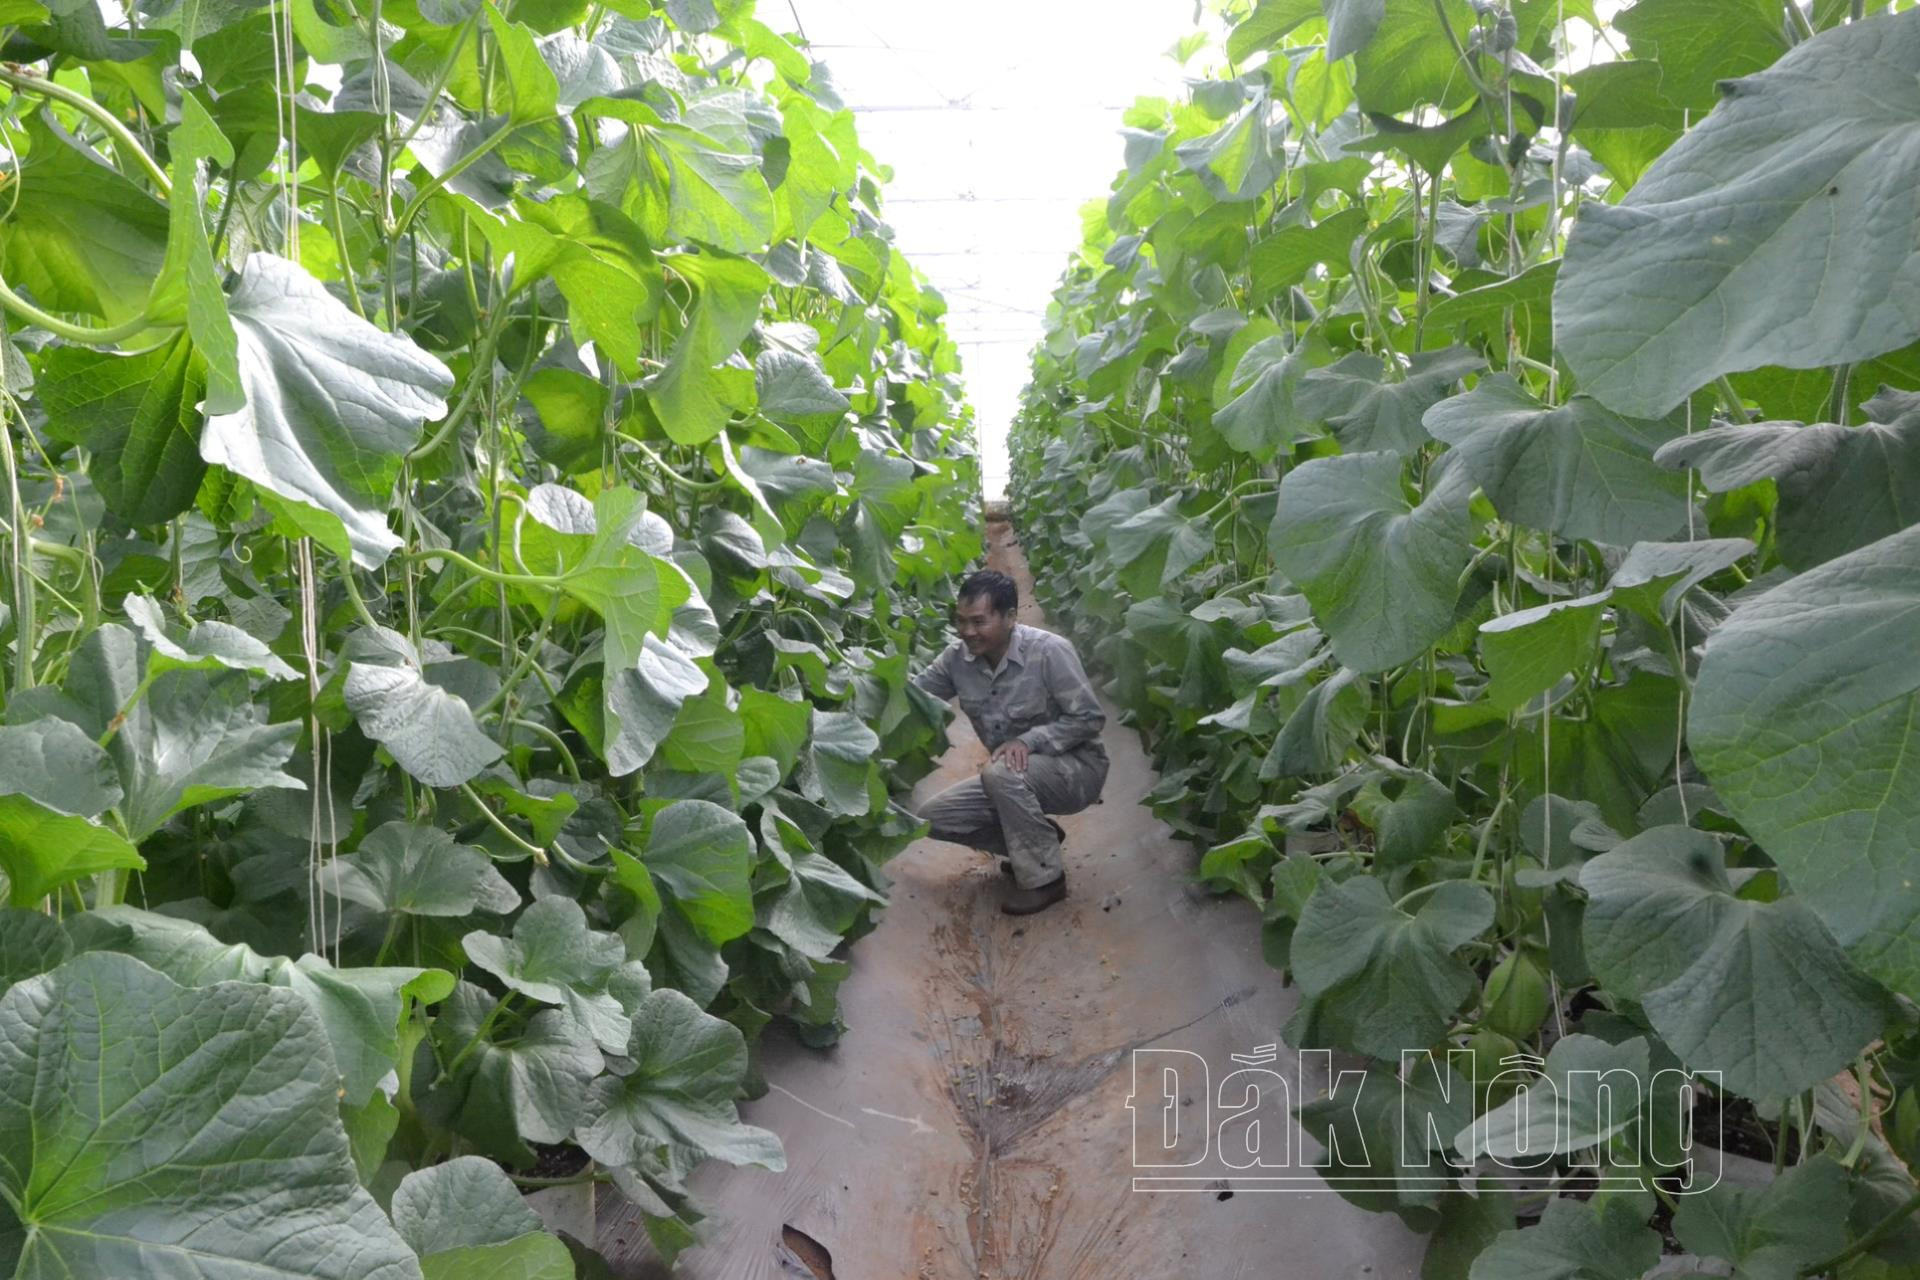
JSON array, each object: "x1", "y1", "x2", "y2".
[{"x1": 1001, "y1": 874, "x2": 1066, "y2": 915}]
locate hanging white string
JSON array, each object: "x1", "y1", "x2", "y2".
[
  {"x1": 280, "y1": 0, "x2": 300, "y2": 258},
  {"x1": 1538, "y1": 0, "x2": 1568, "y2": 1045},
  {"x1": 297, "y1": 536, "x2": 328, "y2": 956},
  {"x1": 1675, "y1": 105, "x2": 1695, "y2": 832}
]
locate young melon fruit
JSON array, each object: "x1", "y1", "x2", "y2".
[{"x1": 1482, "y1": 951, "x2": 1551, "y2": 1041}]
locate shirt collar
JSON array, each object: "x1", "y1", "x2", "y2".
[{"x1": 962, "y1": 623, "x2": 1028, "y2": 674}]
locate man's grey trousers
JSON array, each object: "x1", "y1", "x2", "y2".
[{"x1": 916, "y1": 747, "x2": 1109, "y2": 888}]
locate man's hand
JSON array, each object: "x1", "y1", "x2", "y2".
[{"x1": 989, "y1": 739, "x2": 1029, "y2": 772}]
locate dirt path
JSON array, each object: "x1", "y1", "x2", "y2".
[{"x1": 598, "y1": 520, "x2": 1427, "y2": 1279}]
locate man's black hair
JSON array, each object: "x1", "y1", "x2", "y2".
[{"x1": 957, "y1": 569, "x2": 1018, "y2": 615}]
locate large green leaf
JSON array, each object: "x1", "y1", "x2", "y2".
[
  {"x1": 463, "y1": 897, "x2": 648, "y2": 1053},
  {"x1": 1248, "y1": 207, "x2": 1367, "y2": 301},
  {"x1": 644, "y1": 122, "x2": 777, "y2": 252},
  {"x1": 1214, "y1": 335, "x2": 1320, "y2": 460},
  {"x1": 36, "y1": 336, "x2": 207, "y2": 525},
  {"x1": 1422, "y1": 375, "x2": 1690, "y2": 544},
  {"x1": 575, "y1": 987, "x2": 785, "y2": 1170},
  {"x1": 1670, "y1": 1154, "x2": 1851, "y2": 1279},
  {"x1": 1267, "y1": 451, "x2": 1474, "y2": 673},
  {"x1": 483, "y1": 1, "x2": 560, "y2": 121},
  {"x1": 322, "y1": 821, "x2": 520, "y2": 919},
  {"x1": 27, "y1": 624, "x2": 302, "y2": 841},
  {"x1": 1457, "y1": 1034, "x2": 1652, "y2": 1162},
  {"x1": 759, "y1": 849, "x2": 885, "y2": 960},
  {"x1": 0, "y1": 796, "x2": 145, "y2": 909},
  {"x1": 1323, "y1": 0, "x2": 1384, "y2": 61},
  {"x1": 1612, "y1": 0, "x2": 1788, "y2": 112},
  {"x1": 1582, "y1": 828, "x2": 1885, "y2": 1100},
  {"x1": 1555, "y1": 12, "x2": 1920, "y2": 418},
  {"x1": 0, "y1": 952, "x2": 419, "y2": 1279},
  {"x1": 1286, "y1": 874, "x2": 1493, "y2": 1058},
  {"x1": 755, "y1": 348, "x2": 849, "y2": 422},
  {"x1": 67, "y1": 906, "x2": 455, "y2": 1107},
  {"x1": 1296, "y1": 347, "x2": 1482, "y2": 455},
  {"x1": 391, "y1": 1157, "x2": 572, "y2": 1280},
  {"x1": 639, "y1": 253, "x2": 767, "y2": 445},
  {"x1": 1264, "y1": 665, "x2": 1367, "y2": 777},
  {"x1": 0, "y1": 717, "x2": 141, "y2": 908},
  {"x1": 738, "y1": 685, "x2": 811, "y2": 775},
  {"x1": 344, "y1": 625, "x2": 503, "y2": 790},
  {"x1": 1228, "y1": 0, "x2": 1322, "y2": 62},
  {"x1": 1653, "y1": 388, "x2": 1920, "y2": 569},
  {"x1": 515, "y1": 484, "x2": 706, "y2": 776},
  {"x1": 0, "y1": 717, "x2": 121, "y2": 819},
  {"x1": 466, "y1": 194, "x2": 663, "y2": 376},
  {"x1": 1106, "y1": 496, "x2": 1213, "y2": 597},
  {"x1": 199, "y1": 253, "x2": 455, "y2": 568},
  {"x1": 604, "y1": 636, "x2": 711, "y2": 776},
  {"x1": 1606, "y1": 537, "x2": 1755, "y2": 623},
  {"x1": 0, "y1": 909, "x2": 70, "y2": 997},
  {"x1": 0, "y1": 115, "x2": 168, "y2": 324},
  {"x1": 419, "y1": 982, "x2": 602, "y2": 1165},
  {"x1": 799, "y1": 708, "x2": 880, "y2": 817},
  {"x1": 123, "y1": 593, "x2": 298, "y2": 681},
  {"x1": 1478, "y1": 591, "x2": 1609, "y2": 714},
  {"x1": 1351, "y1": 0, "x2": 1476, "y2": 115},
  {"x1": 1513, "y1": 671, "x2": 1680, "y2": 833},
  {"x1": 1469, "y1": 1195, "x2": 1661, "y2": 1280},
  {"x1": 638, "y1": 799, "x2": 754, "y2": 945},
  {"x1": 113, "y1": 671, "x2": 301, "y2": 840},
  {"x1": 1293, "y1": 1058, "x2": 1457, "y2": 1225},
  {"x1": 148, "y1": 94, "x2": 241, "y2": 409},
  {"x1": 1690, "y1": 522, "x2": 1920, "y2": 1000},
  {"x1": 1173, "y1": 94, "x2": 1281, "y2": 202}
]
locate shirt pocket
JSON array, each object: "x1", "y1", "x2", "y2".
[
  {"x1": 1005, "y1": 687, "x2": 1053, "y2": 727},
  {"x1": 958, "y1": 691, "x2": 994, "y2": 727}
]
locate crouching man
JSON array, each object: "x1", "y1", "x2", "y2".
[{"x1": 910, "y1": 570, "x2": 1110, "y2": 916}]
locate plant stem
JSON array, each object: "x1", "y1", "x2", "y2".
[
  {"x1": 1801, "y1": 1188, "x2": 1920, "y2": 1276},
  {"x1": 98, "y1": 672, "x2": 157, "y2": 748},
  {"x1": 442, "y1": 990, "x2": 515, "y2": 1077},
  {"x1": 394, "y1": 116, "x2": 556, "y2": 237},
  {"x1": 477, "y1": 601, "x2": 558, "y2": 718},
  {"x1": 775, "y1": 605, "x2": 847, "y2": 663},
  {"x1": 1714, "y1": 375, "x2": 1752, "y2": 421},
  {"x1": 1468, "y1": 787, "x2": 1510, "y2": 884},
  {"x1": 618, "y1": 433, "x2": 729, "y2": 491},
  {"x1": 1198, "y1": 477, "x2": 1280, "y2": 523},
  {"x1": 373, "y1": 912, "x2": 406, "y2": 966},
  {"x1": 507, "y1": 715, "x2": 582, "y2": 782},
  {"x1": 1787, "y1": 0, "x2": 1817, "y2": 41},
  {"x1": 458, "y1": 782, "x2": 550, "y2": 865},
  {"x1": 0, "y1": 269, "x2": 161, "y2": 345},
  {"x1": 1826, "y1": 362, "x2": 1853, "y2": 425},
  {"x1": 400, "y1": 546, "x2": 566, "y2": 588},
  {"x1": 0, "y1": 68, "x2": 173, "y2": 196},
  {"x1": 339, "y1": 563, "x2": 383, "y2": 630},
  {"x1": 0, "y1": 407, "x2": 34, "y2": 694},
  {"x1": 508, "y1": 1170, "x2": 609, "y2": 1188}
]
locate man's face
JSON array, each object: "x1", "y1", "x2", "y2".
[{"x1": 954, "y1": 592, "x2": 1013, "y2": 658}]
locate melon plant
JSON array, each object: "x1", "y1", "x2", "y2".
[
  {"x1": 0, "y1": 0, "x2": 978, "y2": 1271},
  {"x1": 1012, "y1": 1, "x2": 1920, "y2": 1274}
]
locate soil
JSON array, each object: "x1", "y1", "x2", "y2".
[{"x1": 527, "y1": 1141, "x2": 593, "y2": 1181}]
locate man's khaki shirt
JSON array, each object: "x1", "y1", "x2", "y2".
[{"x1": 912, "y1": 623, "x2": 1107, "y2": 761}]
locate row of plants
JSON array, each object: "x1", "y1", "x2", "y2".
[
  {"x1": 0, "y1": 0, "x2": 976, "y2": 1274},
  {"x1": 1011, "y1": 1, "x2": 1920, "y2": 1276}
]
